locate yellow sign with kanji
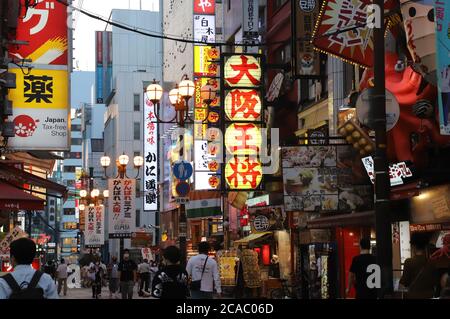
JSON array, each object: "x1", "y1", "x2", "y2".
[
  {"x1": 225, "y1": 157, "x2": 262, "y2": 190},
  {"x1": 8, "y1": 68, "x2": 68, "y2": 109}
]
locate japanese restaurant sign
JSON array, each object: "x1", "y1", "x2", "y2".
[
  {"x1": 194, "y1": 0, "x2": 215, "y2": 14},
  {"x1": 312, "y1": 0, "x2": 374, "y2": 67},
  {"x1": 84, "y1": 205, "x2": 105, "y2": 247},
  {"x1": 144, "y1": 98, "x2": 158, "y2": 211},
  {"x1": 296, "y1": 0, "x2": 321, "y2": 76},
  {"x1": 223, "y1": 54, "x2": 264, "y2": 190},
  {"x1": 194, "y1": 15, "x2": 215, "y2": 44},
  {"x1": 435, "y1": 0, "x2": 450, "y2": 135},
  {"x1": 108, "y1": 179, "x2": 136, "y2": 238},
  {"x1": 7, "y1": 0, "x2": 69, "y2": 151},
  {"x1": 243, "y1": 0, "x2": 259, "y2": 39}
]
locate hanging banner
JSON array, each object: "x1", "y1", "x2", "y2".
[
  {"x1": 312, "y1": 0, "x2": 374, "y2": 67},
  {"x1": 108, "y1": 179, "x2": 136, "y2": 238},
  {"x1": 84, "y1": 205, "x2": 105, "y2": 247},
  {"x1": 7, "y1": 68, "x2": 69, "y2": 150},
  {"x1": 194, "y1": 46, "x2": 220, "y2": 77},
  {"x1": 436, "y1": 0, "x2": 450, "y2": 135},
  {"x1": 296, "y1": 0, "x2": 321, "y2": 76},
  {"x1": 243, "y1": 0, "x2": 260, "y2": 39},
  {"x1": 8, "y1": 0, "x2": 68, "y2": 65},
  {"x1": 193, "y1": 15, "x2": 216, "y2": 44},
  {"x1": 194, "y1": 0, "x2": 215, "y2": 14},
  {"x1": 144, "y1": 98, "x2": 158, "y2": 211}
]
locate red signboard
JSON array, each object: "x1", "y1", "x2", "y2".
[
  {"x1": 194, "y1": 0, "x2": 215, "y2": 14},
  {"x1": 9, "y1": 0, "x2": 68, "y2": 65},
  {"x1": 312, "y1": 0, "x2": 374, "y2": 67}
]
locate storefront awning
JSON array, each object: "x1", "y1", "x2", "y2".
[
  {"x1": 307, "y1": 211, "x2": 375, "y2": 229},
  {"x1": 0, "y1": 182, "x2": 45, "y2": 211},
  {"x1": 233, "y1": 232, "x2": 272, "y2": 246},
  {"x1": 0, "y1": 162, "x2": 67, "y2": 200}
]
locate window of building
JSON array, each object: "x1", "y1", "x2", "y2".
[
  {"x1": 136, "y1": 209, "x2": 140, "y2": 227},
  {"x1": 65, "y1": 180, "x2": 75, "y2": 188},
  {"x1": 50, "y1": 199, "x2": 55, "y2": 206},
  {"x1": 63, "y1": 222, "x2": 78, "y2": 230},
  {"x1": 71, "y1": 138, "x2": 82, "y2": 146},
  {"x1": 63, "y1": 166, "x2": 76, "y2": 173},
  {"x1": 71, "y1": 124, "x2": 81, "y2": 132},
  {"x1": 91, "y1": 139, "x2": 104, "y2": 152},
  {"x1": 134, "y1": 122, "x2": 140, "y2": 140},
  {"x1": 134, "y1": 94, "x2": 140, "y2": 112},
  {"x1": 63, "y1": 238, "x2": 77, "y2": 246},
  {"x1": 64, "y1": 208, "x2": 75, "y2": 215},
  {"x1": 274, "y1": 0, "x2": 288, "y2": 12}
]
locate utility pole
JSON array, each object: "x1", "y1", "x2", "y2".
[{"x1": 372, "y1": 0, "x2": 393, "y2": 298}]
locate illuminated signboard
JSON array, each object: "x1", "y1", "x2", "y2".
[
  {"x1": 144, "y1": 97, "x2": 158, "y2": 211},
  {"x1": 225, "y1": 89, "x2": 262, "y2": 121},
  {"x1": 223, "y1": 54, "x2": 264, "y2": 190},
  {"x1": 225, "y1": 157, "x2": 262, "y2": 190},
  {"x1": 224, "y1": 55, "x2": 262, "y2": 87}
]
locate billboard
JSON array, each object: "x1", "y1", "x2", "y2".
[
  {"x1": 7, "y1": 68, "x2": 69, "y2": 150},
  {"x1": 243, "y1": 0, "x2": 259, "y2": 39},
  {"x1": 282, "y1": 146, "x2": 373, "y2": 212},
  {"x1": 143, "y1": 97, "x2": 158, "y2": 211},
  {"x1": 108, "y1": 179, "x2": 136, "y2": 238},
  {"x1": 312, "y1": 0, "x2": 374, "y2": 67},
  {"x1": 8, "y1": 0, "x2": 68, "y2": 65},
  {"x1": 84, "y1": 205, "x2": 105, "y2": 247},
  {"x1": 193, "y1": 15, "x2": 216, "y2": 43},
  {"x1": 435, "y1": 0, "x2": 450, "y2": 135}
]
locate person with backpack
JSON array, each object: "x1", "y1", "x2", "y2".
[
  {"x1": 186, "y1": 241, "x2": 222, "y2": 299},
  {"x1": 0, "y1": 238, "x2": 58, "y2": 299},
  {"x1": 151, "y1": 246, "x2": 189, "y2": 299}
]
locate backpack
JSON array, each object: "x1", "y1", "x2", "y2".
[{"x1": 2, "y1": 271, "x2": 45, "y2": 299}]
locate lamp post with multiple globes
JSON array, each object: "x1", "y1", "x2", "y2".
[
  {"x1": 144, "y1": 75, "x2": 216, "y2": 266},
  {"x1": 99, "y1": 153, "x2": 144, "y2": 260}
]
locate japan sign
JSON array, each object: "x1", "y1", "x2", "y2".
[
  {"x1": 312, "y1": 0, "x2": 374, "y2": 67},
  {"x1": 84, "y1": 205, "x2": 105, "y2": 247},
  {"x1": 296, "y1": 0, "x2": 321, "y2": 76},
  {"x1": 144, "y1": 98, "x2": 158, "y2": 211},
  {"x1": 225, "y1": 157, "x2": 263, "y2": 190},
  {"x1": 7, "y1": 68, "x2": 69, "y2": 150},
  {"x1": 225, "y1": 123, "x2": 262, "y2": 155},
  {"x1": 225, "y1": 89, "x2": 262, "y2": 121},
  {"x1": 194, "y1": 46, "x2": 220, "y2": 77},
  {"x1": 194, "y1": 0, "x2": 215, "y2": 14},
  {"x1": 9, "y1": 0, "x2": 68, "y2": 65},
  {"x1": 194, "y1": 15, "x2": 216, "y2": 44},
  {"x1": 108, "y1": 178, "x2": 136, "y2": 238},
  {"x1": 224, "y1": 55, "x2": 262, "y2": 87}
]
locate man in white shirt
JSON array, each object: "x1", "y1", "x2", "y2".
[
  {"x1": 138, "y1": 259, "x2": 151, "y2": 294},
  {"x1": 56, "y1": 258, "x2": 68, "y2": 296},
  {"x1": 0, "y1": 238, "x2": 58, "y2": 299},
  {"x1": 186, "y1": 241, "x2": 221, "y2": 299}
]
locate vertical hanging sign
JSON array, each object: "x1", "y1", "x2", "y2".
[
  {"x1": 108, "y1": 179, "x2": 136, "y2": 238},
  {"x1": 436, "y1": 0, "x2": 450, "y2": 135},
  {"x1": 84, "y1": 205, "x2": 105, "y2": 247},
  {"x1": 144, "y1": 97, "x2": 158, "y2": 211}
]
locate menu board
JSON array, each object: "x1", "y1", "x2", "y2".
[
  {"x1": 241, "y1": 249, "x2": 262, "y2": 288},
  {"x1": 217, "y1": 250, "x2": 237, "y2": 287}
]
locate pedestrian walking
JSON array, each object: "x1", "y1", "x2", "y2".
[
  {"x1": 138, "y1": 259, "x2": 151, "y2": 295},
  {"x1": 346, "y1": 238, "x2": 377, "y2": 299},
  {"x1": 399, "y1": 233, "x2": 439, "y2": 299},
  {"x1": 118, "y1": 249, "x2": 137, "y2": 299},
  {"x1": 0, "y1": 238, "x2": 58, "y2": 299},
  {"x1": 108, "y1": 256, "x2": 120, "y2": 299},
  {"x1": 56, "y1": 258, "x2": 68, "y2": 297},
  {"x1": 91, "y1": 261, "x2": 103, "y2": 299},
  {"x1": 149, "y1": 260, "x2": 159, "y2": 288},
  {"x1": 186, "y1": 241, "x2": 221, "y2": 299},
  {"x1": 44, "y1": 260, "x2": 56, "y2": 280},
  {"x1": 151, "y1": 246, "x2": 189, "y2": 299}
]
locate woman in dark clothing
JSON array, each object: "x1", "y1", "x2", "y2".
[
  {"x1": 91, "y1": 262, "x2": 103, "y2": 299},
  {"x1": 151, "y1": 246, "x2": 189, "y2": 299}
]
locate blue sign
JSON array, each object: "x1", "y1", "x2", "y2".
[
  {"x1": 173, "y1": 160, "x2": 193, "y2": 180},
  {"x1": 176, "y1": 181, "x2": 190, "y2": 197}
]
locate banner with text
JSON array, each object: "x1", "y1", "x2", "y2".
[
  {"x1": 84, "y1": 205, "x2": 105, "y2": 247},
  {"x1": 108, "y1": 179, "x2": 136, "y2": 238}
]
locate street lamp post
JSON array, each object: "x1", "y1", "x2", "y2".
[
  {"x1": 145, "y1": 75, "x2": 205, "y2": 267},
  {"x1": 372, "y1": 0, "x2": 393, "y2": 298},
  {"x1": 100, "y1": 153, "x2": 144, "y2": 261}
]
